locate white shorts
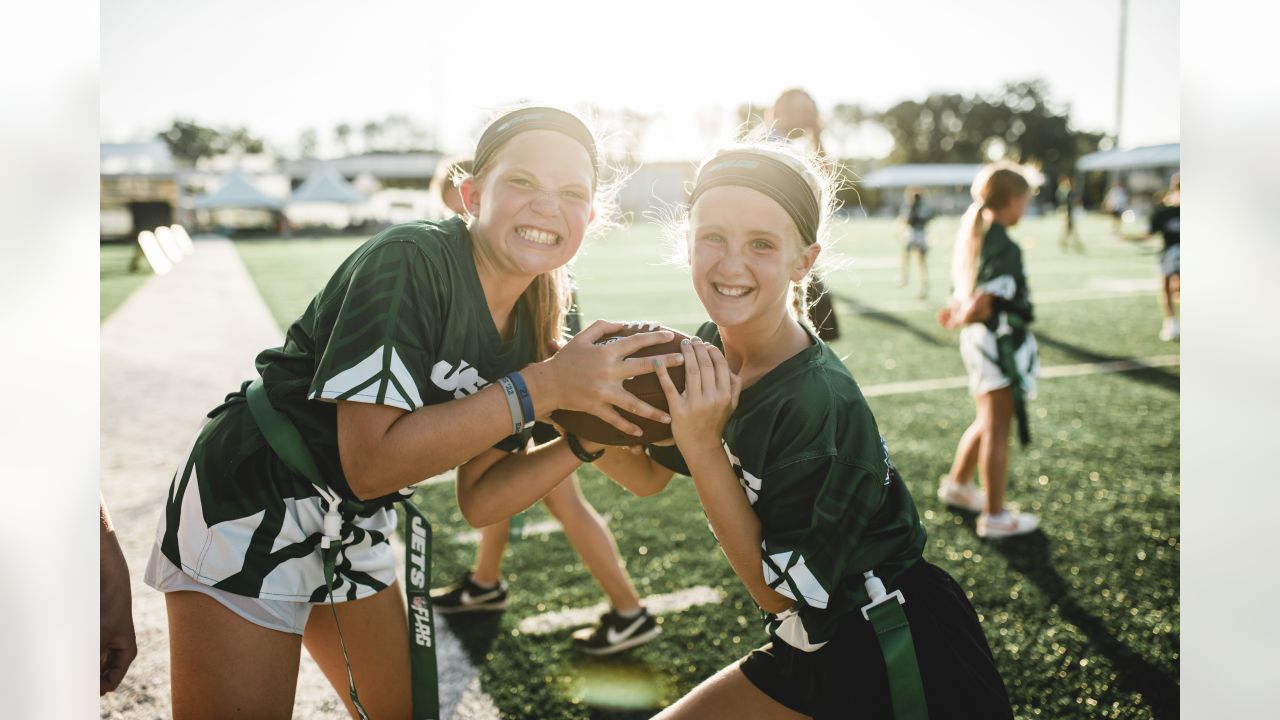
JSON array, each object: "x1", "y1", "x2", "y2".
[
  {"x1": 959, "y1": 323, "x2": 1039, "y2": 399},
  {"x1": 145, "y1": 543, "x2": 317, "y2": 635},
  {"x1": 1160, "y1": 244, "x2": 1180, "y2": 277},
  {"x1": 905, "y1": 228, "x2": 928, "y2": 252}
]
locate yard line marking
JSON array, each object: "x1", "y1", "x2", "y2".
[
  {"x1": 517, "y1": 586, "x2": 724, "y2": 636},
  {"x1": 861, "y1": 355, "x2": 1180, "y2": 398},
  {"x1": 391, "y1": 534, "x2": 499, "y2": 719},
  {"x1": 454, "y1": 518, "x2": 557, "y2": 544}
]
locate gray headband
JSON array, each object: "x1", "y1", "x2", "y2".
[{"x1": 688, "y1": 151, "x2": 820, "y2": 245}]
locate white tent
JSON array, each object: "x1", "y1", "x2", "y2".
[
  {"x1": 289, "y1": 163, "x2": 366, "y2": 204},
  {"x1": 286, "y1": 163, "x2": 369, "y2": 229},
  {"x1": 1078, "y1": 143, "x2": 1179, "y2": 172},
  {"x1": 194, "y1": 171, "x2": 284, "y2": 210}
]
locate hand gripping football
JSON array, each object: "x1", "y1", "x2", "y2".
[{"x1": 550, "y1": 323, "x2": 690, "y2": 446}]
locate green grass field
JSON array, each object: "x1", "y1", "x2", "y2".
[
  {"x1": 231, "y1": 213, "x2": 1179, "y2": 719},
  {"x1": 100, "y1": 243, "x2": 153, "y2": 321}
]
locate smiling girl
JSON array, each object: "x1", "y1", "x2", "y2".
[
  {"x1": 143, "y1": 106, "x2": 684, "y2": 718},
  {"x1": 575, "y1": 141, "x2": 1012, "y2": 719}
]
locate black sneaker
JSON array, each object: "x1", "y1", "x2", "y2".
[
  {"x1": 429, "y1": 571, "x2": 508, "y2": 614},
  {"x1": 571, "y1": 607, "x2": 661, "y2": 655}
]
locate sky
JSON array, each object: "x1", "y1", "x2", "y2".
[{"x1": 101, "y1": 0, "x2": 1179, "y2": 161}]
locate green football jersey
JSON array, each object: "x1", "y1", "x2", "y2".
[
  {"x1": 252, "y1": 215, "x2": 538, "y2": 503},
  {"x1": 156, "y1": 217, "x2": 538, "y2": 602},
  {"x1": 648, "y1": 322, "x2": 927, "y2": 650},
  {"x1": 975, "y1": 223, "x2": 1034, "y2": 335}
]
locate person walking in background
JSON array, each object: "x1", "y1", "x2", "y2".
[
  {"x1": 429, "y1": 156, "x2": 473, "y2": 218},
  {"x1": 1056, "y1": 174, "x2": 1085, "y2": 253},
  {"x1": 1103, "y1": 179, "x2": 1130, "y2": 236},
  {"x1": 1150, "y1": 173, "x2": 1180, "y2": 340},
  {"x1": 937, "y1": 162, "x2": 1041, "y2": 539},
  {"x1": 765, "y1": 87, "x2": 841, "y2": 341},
  {"x1": 898, "y1": 188, "x2": 932, "y2": 298}
]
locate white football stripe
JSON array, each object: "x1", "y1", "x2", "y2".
[
  {"x1": 784, "y1": 557, "x2": 830, "y2": 609},
  {"x1": 517, "y1": 586, "x2": 724, "y2": 636},
  {"x1": 388, "y1": 347, "x2": 424, "y2": 409}
]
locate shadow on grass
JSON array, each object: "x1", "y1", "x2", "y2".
[
  {"x1": 985, "y1": 530, "x2": 1180, "y2": 719},
  {"x1": 830, "y1": 292, "x2": 946, "y2": 348},
  {"x1": 1033, "y1": 331, "x2": 1180, "y2": 394},
  {"x1": 437, "y1": 612, "x2": 504, "y2": 665}
]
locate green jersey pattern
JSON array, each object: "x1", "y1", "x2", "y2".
[
  {"x1": 975, "y1": 222, "x2": 1034, "y2": 341},
  {"x1": 154, "y1": 217, "x2": 537, "y2": 603},
  {"x1": 648, "y1": 322, "x2": 926, "y2": 651}
]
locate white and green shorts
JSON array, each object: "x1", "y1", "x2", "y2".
[
  {"x1": 145, "y1": 411, "x2": 400, "y2": 631},
  {"x1": 958, "y1": 323, "x2": 1039, "y2": 399}
]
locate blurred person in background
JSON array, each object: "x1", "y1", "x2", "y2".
[
  {"x1": 1149, "y1": 173, "x2": 1180, "y2": 340},
  {"x1": 101, "y1": 494, "x2": 138, "y2": 695},
  {"x1": 937, "y1": 162, "x2": 1041, "y2": 539},
  {"x1": 1102, "y1": 179, "x2": 1130, "y2": 236},
  {"x1": 429, "y1": 156, "x2": 473, "y2": 218},
  {"x1": 898, "y1": 187, "x2": 933, "y2": 298},
  {"x1": 765, "y1": 88, "x2": 841, "y2": 341},
  {"x1": 1056, "y1": 174, "x2": 1084, "y2": 253}
]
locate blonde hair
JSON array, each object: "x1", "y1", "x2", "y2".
[
  {"x1": 466, "y1": 106, "x2": 623, "y2": 360},
  {"x1": 951, "y1": 162, "x2": 1031, "y2": 298},
  {"x1": 659, "y1": 131, "x2": 845, "y2": 330}
]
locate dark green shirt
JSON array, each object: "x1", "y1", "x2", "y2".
[
  {"x1": 976, "y1": 222, "x2": 1034, "y2": 334},
  {"x1": 649, "y1": 322, "x2": 926, "y2": 649},
  {"x1": 223, "y1": 216, "x2": 536, "y2": 506}
]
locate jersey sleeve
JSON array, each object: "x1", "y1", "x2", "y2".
[
  {"x1": 975, "y1": 241, "x2": 1018, "y2": 300},
  {"x1": 759, "y1": 456, "x2": 886, "y2": 610},
  {"x1": 308, "y1": 241, "x2": 439, "y2": 412}
]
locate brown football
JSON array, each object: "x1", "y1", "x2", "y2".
[{"x1": 550, "y1": 323, "x2": 690, "y2": 445}]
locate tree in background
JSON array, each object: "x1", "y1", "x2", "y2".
[
  {"x1": 335, "y1": 122, "x2": 353, "y2": 156},
  {"x1": 297, "y1": 128, "x2": 319, "y2": 159},
  {"x1": 873, "y1": 80, "x2": 1104, "y2": 185},
  {"x1": 158, "y1": 119, "x2": 269, "y2": 166}
]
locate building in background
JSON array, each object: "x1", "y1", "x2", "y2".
[
  {"x1": 100, "y1": 141, "x2": 180, "y2": 241},
  {"x1": 1077, "y1": 143, "x2": 1179, "y2": 214}
]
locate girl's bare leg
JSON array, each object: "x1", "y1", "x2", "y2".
[
  {"x1": 303, "y1": 582, "x2": 412, "y2": 719},
  {"x1": 978, "y1": 387, "x2": 1015, "y2": 514},
  {"x1": 544, "y1": 473, "x2": 642, "y2": 612}
]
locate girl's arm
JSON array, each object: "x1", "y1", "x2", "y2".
[
  {"x1": 939, "y1": 291, "x2": 995, "y2": 328},
  {"x1": 338, "y1": 321, "x2": 685, "y2": 500},
  {"x1": 454, "y1": 441, "x2": 580, "y2": 527},
  {"x1": 655, "y1": 339, "x2": 793, "y2": 615},
  {"x1": 589, "y1": 441, "x2": 677, "y2": 497}
]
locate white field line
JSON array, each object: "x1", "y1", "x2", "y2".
[
  {"x1": 391, "y1": 536, "x2": 500, "y2": 720},
  {"x1": 861, "y1": 355, "x2": 1180, "y2": 398},
  {"x1": 517, "y1": 586, "x2": 724, "y2": 636},
  {"x1": 453, "y1": 518, "x2": 565, "y2": 544}
]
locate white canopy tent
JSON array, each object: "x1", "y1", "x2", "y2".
[
  {"x1": 286, "y1": 163, "x2": 369, "y2": 229},
  {"x1": 193, "y1": 171, "x2": 284, "y2": 210},
  {"x1": 1078, "y1": 143, "x2": 1179, "y2": 172}
]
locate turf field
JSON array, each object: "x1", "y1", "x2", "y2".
[
  {"x1": 100, "y1": 242, "x2": 153, "y2": 321},
  {"x1": 232, "y1": 212, "x2": 1179, "y2": 719}
]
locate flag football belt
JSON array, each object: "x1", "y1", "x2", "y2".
[
  {"x1": 979, "y1": 313, "x2": 1032, "y2": 447},
  {"x1": 860, "y1": 570, "x2": 929, "y2": 720},
  {"x1": 246, "y1": 377, "x2": 440, "y2": 720}
]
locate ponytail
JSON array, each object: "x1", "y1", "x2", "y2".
[{"x1": 953, "y1": 163, "x2": 1031, "y2": 299}]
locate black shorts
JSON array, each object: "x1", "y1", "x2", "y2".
[{"x1": 738, "y1": 560, "x2": 1012, "y2": 720}]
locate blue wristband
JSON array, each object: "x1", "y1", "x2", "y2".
[{"x1": 506, "y1": 371, "x2": 535, "y2": 427}]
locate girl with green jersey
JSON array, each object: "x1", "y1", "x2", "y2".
[
  {"x1": 936, "y1": 162, "x2": 1040, "y2": 540},
  {"x1": 567, "y1": 141, "x2": 1012, "y2": 718},
  {"x1": 143, "y1": 106, "x2": 685, "y2": 718}
]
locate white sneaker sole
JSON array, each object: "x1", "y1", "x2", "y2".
[
  {"x1": 937, "y1": 485, "x2": 985, "y2": 513},
  {"x1": 576, "y1": 626, "x2": 662, "y2": 656},
  {"x1": 977, "y1": 519, "x2": 1040, "y2": 539}
]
